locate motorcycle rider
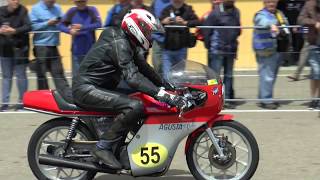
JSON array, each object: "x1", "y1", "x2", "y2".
[{"x1": 72, "y1": 9, "x2": 190, "y2": 169}]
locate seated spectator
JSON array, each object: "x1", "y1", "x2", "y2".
[
  {"x1": 160, "y1": 0, "x2": 200, "y2": 79},
  {"x1": 203, "y1": 0, "x2": 241, "y2": 109},
  {"x1": 60, "y1": 0, "x2": 102, "y2": 77},
  {"x1": 298, "y1": 0, "x2": 320, "y2": 109},
  {"x1": 113, "y1": 0, "x2": 152, "y2": 27},
  {"x1": 30, "y1": 0, "x2": 71, "y2": 100},
  {"x1": 104, "y1": 0, "x2": 129, "y2": 27},
  {"x1": 0, "y1": 0, "x2": 31, "y2": 111},
  {"x1": 150, "y1": 0, "x2": 171, "y2": 74},
  {"x1": 253, "y1": 0, "x2": 288, "y2": 109}
]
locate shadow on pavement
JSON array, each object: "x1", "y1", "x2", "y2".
[
  {"x1": 277, "y1": 100, "x2": 292, "y2": 106},
  {"x1": 94, "y1": 169, "x2": 194, "y2": 180},
  {"x1": 300, "y1": 101, "x2": 311, "y2": 106}
]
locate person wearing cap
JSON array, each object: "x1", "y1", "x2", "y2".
[{"x1": 253, "y1": 0, "x2": 289, "y2": 109}]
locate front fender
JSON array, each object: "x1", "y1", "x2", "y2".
[{"x1": 184, "y1": 114, "x2": 234, "y2": 154}]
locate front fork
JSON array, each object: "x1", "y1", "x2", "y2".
[{"x1": 205, "y1": 124, "x2": 226, "y2": 160}]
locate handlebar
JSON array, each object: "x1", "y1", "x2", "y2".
[{"x1": 176, "y1": 87, "x2": 207, "y2": 118}]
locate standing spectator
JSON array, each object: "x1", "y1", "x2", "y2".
[
  {"x1": 277, "y1": 0, "x2": 306, "y2": 66},
  {"x1": 150, "y1": 0, "x2": 171, "y2": 74},
  {"x1": 113, "y1": 0, "x2": 153, "y2": 27},
  {"x1": 0, "y1": 0, "x2": 30, "y2": 111},
  {"x1": 104, "y1": 0, "x2": 129, "y2": 27},
  {"x1": 298, "y1": 0, "x2": 320, "y2": 109},
  {"x1": 203, "y1": 0, "x2": 241, "y2": 109},
  {"x1": 160, "y1": 0, "x2": 200, "y2": 79},
  {"x1": 60, "y1": 0, "x2": 102, "y2": 77},
  {"x1": 30, "y1": 0, "x2": 71, "y2": 99},
  {"x1": 196, "y1": 0, "x2": 222, "y2": 76},
  {"x1": 196, "y1": 0, "x2": 222, "y2": 42},
  {"x1": 287, "y1": 29, "x2": 310, "y2": 81},
  {"x1": 253, "y1": 0, "x2": 288, "y2": 109}
]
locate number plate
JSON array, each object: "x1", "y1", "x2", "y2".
[{"x1": 131, "y1": 143, "x2": 168, "y2": 168}]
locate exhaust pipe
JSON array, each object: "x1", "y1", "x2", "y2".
[{"x1": 39, "y1": 154, "x2": 118, "y2": 174}]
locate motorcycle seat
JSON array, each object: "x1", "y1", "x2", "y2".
[{"x1": 52, "y1": 90, "x2": 84, "y2": 111}]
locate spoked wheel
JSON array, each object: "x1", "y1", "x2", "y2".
[
  {"x1": 28, "y1": 119, "x2": 97, "y2": 180},
  {"x1": 186, "y1": 121, "x2": 259, "y2": 180}
]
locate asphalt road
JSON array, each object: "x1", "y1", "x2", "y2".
[
  {"x1": 0, "y1": 69, "x2": 319, "y2": 179},
  {"x1": 0, "y1": 111, "x2": 319, "y2": 180}
]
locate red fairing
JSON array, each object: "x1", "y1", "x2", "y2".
[
  {"x1": 143, "y1": 84, "x2": 224, "y2": 124},
  {"x1": 23, "y1": 90, "x2": 60, "y2": 112},
  {"x1": 130, "y1": 93, "x2": 178, "y2": 115},
  {"x1": 23, "y1": 90, "x2": 110, "y2": 116}
]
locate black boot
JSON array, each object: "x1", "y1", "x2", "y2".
[
  {"x1": 119, "y1": 146, "x2": 131, "y2": 170},
  {"x1": 92, "y1": 140, "x2": 122, "y2": 170}
]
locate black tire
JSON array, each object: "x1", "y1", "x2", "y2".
[
  {"x1": 27, "y1": 118, "x2": 97, "y2": 180},
  {"x1": 186, "y1": 121, "x2": 259, "y2": 180}
]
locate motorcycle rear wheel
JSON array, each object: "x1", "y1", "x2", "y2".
[
  {"x1": 27, "y1": 118, "x2": 97, "y2": 180},
  {"x1": 186, "y1": 121, "x2": 259, "y2": 180}
]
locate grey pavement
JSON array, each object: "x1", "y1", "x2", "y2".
[
  {"x1": 0, "y1": 68, "x2": 319, "y2": 180},
  {"x1": 0, "y1": 112, "x2": 319, "y2": 180}
]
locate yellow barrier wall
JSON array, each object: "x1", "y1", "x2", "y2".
[{"x1": 22, "y1": 0, "x2": 264, "y2": 70}]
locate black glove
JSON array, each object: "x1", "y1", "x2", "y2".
[
  {"x1": 155, "y1": 88, "x2": 190, "y2": 110},
  {"x1": 162, "y1": 81, "x2": 175, "y2": 92}
]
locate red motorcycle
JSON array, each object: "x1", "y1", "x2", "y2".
[{"x1": 24, "y1": 61, "x2": 259, "y2": 180}]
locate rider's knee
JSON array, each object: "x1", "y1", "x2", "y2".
[{"x1": 128, "y1": 100, "x2": 144, "y2": 114}]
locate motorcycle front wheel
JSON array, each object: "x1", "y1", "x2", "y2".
[
  {"x1": 27, "y1": 118, "x2": 97, "y2": 180},
  {"x1": 186, "y1": 121, "x2": 259, "y2": 180}
]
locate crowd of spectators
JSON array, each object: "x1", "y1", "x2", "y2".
[{"x1": 0, "y1": 0, "x2": 318, "y2": 111}]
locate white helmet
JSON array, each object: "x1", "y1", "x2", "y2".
[{"x1": 121, "y1": 9, "x2": 165, "y2": 50}]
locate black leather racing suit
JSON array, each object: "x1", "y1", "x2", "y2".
[{"x1": 72, "y1": 27, "x2": 166, "y2": 141}]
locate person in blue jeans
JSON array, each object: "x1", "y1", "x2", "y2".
[
  {"x1": 0, "y1": 0, "x2": 31, "y2": 111},
  {"x1": 160, "y1": 0, "x2": 200, "y2": 79},
  {"x1": 60, "y1": 0, "x2": 102, "y2": 77},
  {"x1": 150, "y1": 0, "x2": 171, "y2": 75},
  {"x1": 203, "y1": 0, "x2": 241, "y2": 109},
  {"x1": 253, "y1": 0, "x2": 288, "y2": 109}
]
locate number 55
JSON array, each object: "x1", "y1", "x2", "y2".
[{"x1": 140, "y1": 146, "x2": 160, "y2": 165}]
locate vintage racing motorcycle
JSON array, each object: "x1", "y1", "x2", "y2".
[{"x1": 24, "y1": 61, "x2": 259, "y2": 180}]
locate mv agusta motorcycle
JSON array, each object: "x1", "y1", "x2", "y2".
[{"x1": 25, "y1": 61, "x2": 259, "y2": 180}]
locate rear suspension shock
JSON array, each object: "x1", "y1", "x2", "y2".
[{"x1": 63, "y1": 117, "x2": 80, "y2": 154}]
